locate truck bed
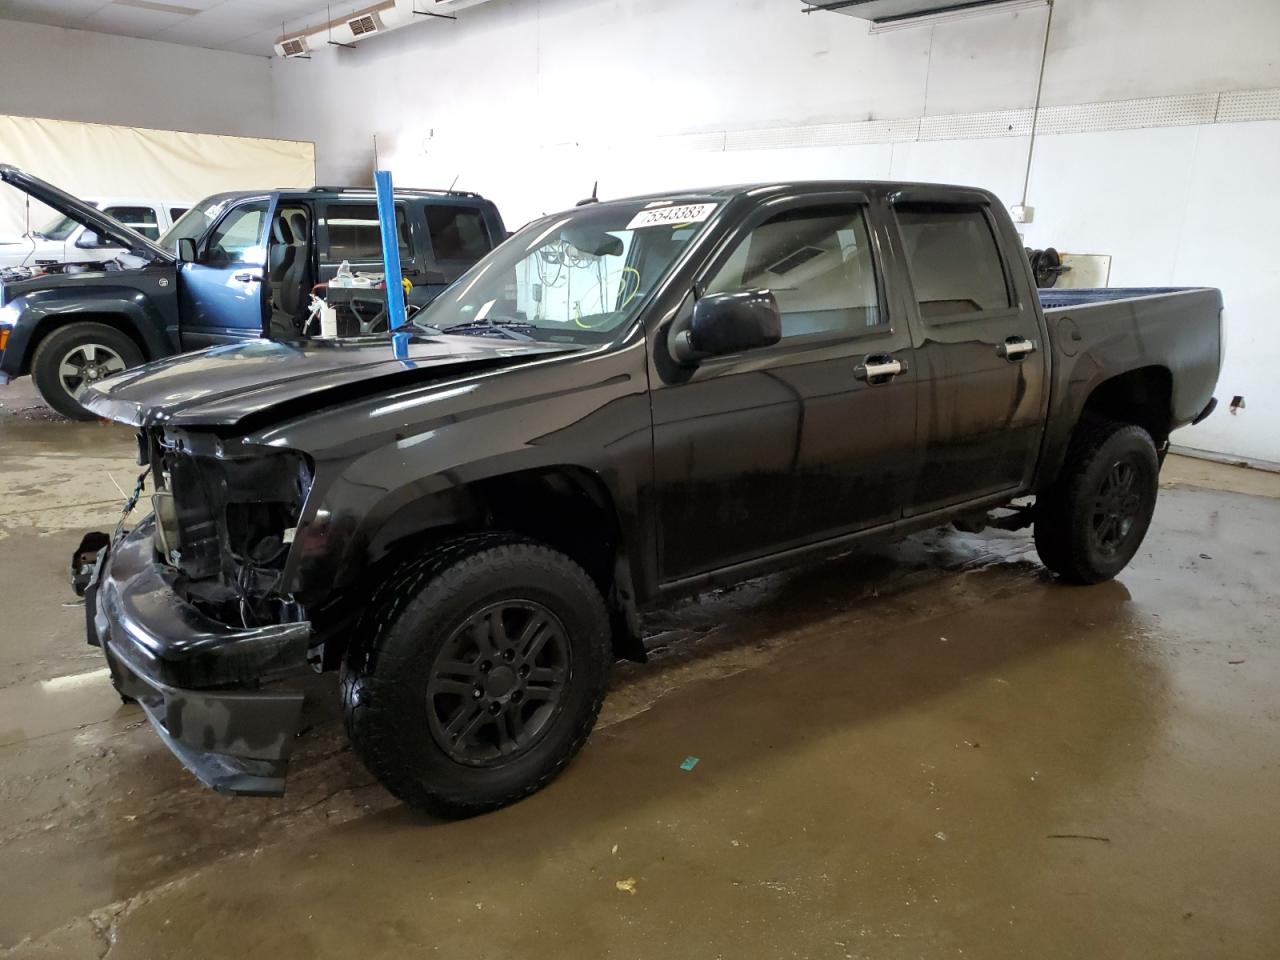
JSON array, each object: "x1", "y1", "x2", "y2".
[
  {"x1": 1038, "y1": 287, "x2": 1209, "y2": 311},
  {"x1": 1032, "y1": 283, "x2": 1222, "y2": 489}
]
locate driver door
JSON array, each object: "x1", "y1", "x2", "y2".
[
  {"x1": 649, "y1": 194, "x2": 917, "y2": 583},
  {"x1": 179, "y1": 194, "x2": 279, "y2": 350}
]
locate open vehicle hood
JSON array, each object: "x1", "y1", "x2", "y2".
[
  {"x1": 0, "y1": 164, "x2": 173, "y2": 263},
  {"x1": 80, "y1": 336, "x2": 579, "y2": 429}
]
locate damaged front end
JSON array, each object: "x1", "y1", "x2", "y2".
[{"x1": 86, "y1": 427, "x2": 317, "y2": 796}]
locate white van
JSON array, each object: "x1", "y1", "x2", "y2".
[{"x1": 0, "y1": 198, "x2": 192, "y2": 269}]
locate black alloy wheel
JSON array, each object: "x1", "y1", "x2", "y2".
[
  {"x1": 1089, "y1": 457, "x2": 1145, "y2": 556},
  {"x1": 425, "y1": 600, "x2": 572, "y2": 765},
  {"x1": 1034, "y1": 417, "x2": 1160, "y2": 584}
]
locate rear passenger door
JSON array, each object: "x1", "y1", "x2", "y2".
[
  {"x1": 650, "y1": 194, "x2": 917, "y2": 581},
  {"x1": 315, "y1": 200, "x2": 423, "y2": 303},
  {"x1": 890, "y1": 198, "x2": 1047, "y2": 515}
]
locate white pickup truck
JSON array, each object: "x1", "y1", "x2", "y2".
[{"x1": 0, "y1": 197, "x2": 191, "y2": 270}]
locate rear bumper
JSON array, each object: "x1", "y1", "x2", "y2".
[{"x1": 88, "y1": 517, "x2": 312, "y2": 796}]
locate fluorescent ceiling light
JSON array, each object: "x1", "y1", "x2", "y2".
[{"x1": 112, "y1": 0, "x2": 202, "y2": 14}]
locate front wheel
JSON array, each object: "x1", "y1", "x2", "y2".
[
  {"x1": 341, "y1": 534, "x2": 611, "y2": 818},
  {"x1": 30, "y1": 322, "x2": 144, "y2": 420},
  {"x1": 1034, "y1": 418, "x2": 1160, "y2": 584}
]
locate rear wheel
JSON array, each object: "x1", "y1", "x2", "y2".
[
  {"x1": 30, "y1": 322, "x2": 143, "y2": 420},
  {"x1": 341, "y1": 534, "x2": 611, "y2": 818},
  {"x1": 1034, "y1": 417, "x2": 1160, "y2": 583}
]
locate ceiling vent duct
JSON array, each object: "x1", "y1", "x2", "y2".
[
  {"x1": 802, "y1": 0, "x2": 1046, "y2": 30},
  {"x1": 348, "y1": 13, "x2": 381, "y2": 37},
  {"x1": 275, "y1": 35, "x2": 310, "y2": 58},
  {"x1": 274, "y1": 0, "x2": 500, "y2": 57}
]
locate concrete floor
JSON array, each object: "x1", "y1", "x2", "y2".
[{"x1": 1, "y1": 376, "x2": 1278, "y2": 960}]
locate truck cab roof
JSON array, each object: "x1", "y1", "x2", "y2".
[{"x1": 602, "y1": 179, "x2": 997, "y2": 202}]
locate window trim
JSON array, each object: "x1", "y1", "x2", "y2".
[
  {"x1": 691, "y1": 192, "x2": 894, "y2": 352},
  {"x1": 891, "y1": 201, "x2": 1019, "y2": 326}
]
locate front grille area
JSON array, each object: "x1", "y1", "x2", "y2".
[{"x1": 143, "y1": 429, "x2": 314, "y2": 621}]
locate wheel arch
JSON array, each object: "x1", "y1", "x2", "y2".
[
  {"x1": 1079, "y1": 365, "x2": 1173, "y2": 447},
  {"x1": 1038, "y1": 364, "x2": 1173, "y2": 489},
  {"x1": 19, "y1": 303, "x2": 159, "y2": 375},
  {"x1": 314, "y1": 464, "x2": 646, "y2": 665}
]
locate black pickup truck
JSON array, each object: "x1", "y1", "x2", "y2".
[
  {"x1": 0, "y1": 165, "x2": 505, "y2": 418},
  {"x1": 78, "y1": 181, "x2": 1222, "y2": 817}
]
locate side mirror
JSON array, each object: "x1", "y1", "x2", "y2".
[
  {"x1": 686, "y1": 289, "x2": 781, "y2": 358},
  {"x1": 177, "y1": 237, "x2": 198, "y2": 263},
  {"x1": 76, "y1": 230, "x2": 114, "y2": 250}
]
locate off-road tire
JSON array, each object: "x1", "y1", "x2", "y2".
[
  {"x1": 30, "y1": 322, "x2": 144, "y2": 420},
  {"x1": 341, "y1": 533, "x2": 611, "y2": 818},
  {"x1": 1034, "y1": 417, "x2": 1160, "y2": 584}
]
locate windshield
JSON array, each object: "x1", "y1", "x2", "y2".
[
  {"x1": 38, "y1": 205, "x2": 97, "y2": 241},
  {"x1": 159, "y1": 196, "x2": 232, "y2": 251},
  {"x1": 415, "y1": 199, "x2": 720, "y2": 344}
]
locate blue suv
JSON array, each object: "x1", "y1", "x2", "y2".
[{"x1": 0, "y1": 165, "x2": 506, "y2": 418}]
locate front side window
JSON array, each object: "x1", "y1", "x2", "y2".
[
  {"x1": 160, "y1": 196, "x2": 233, "y2": 252},
  {"x1": 425, "y1": 204, "x2": 491, "y2": 261},
  {"x1": 204, "y1": 200, "x2": 268, "y2": 267},
  {"x1": 417, "y1": 199, "x2": 719, "y2": 345},
  {"x1": 104, "y1": 205, "x2": 160, "y2": 240},
  {"x1": 103, "y1": 206, "x2": 161, "y2": 240},
  {"x1": 324, "y1": 203, "x2": 410, "y2": 261},
  {"x1": 704, "y1": 204, "x2": 882, "y2": 338},
  {"x1": 895, "y1": 205, "x2": 1010, "y2": 319}
]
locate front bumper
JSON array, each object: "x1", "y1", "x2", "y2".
[{"x1": 88, "y1": 517, "x2": 312, "y2": 796}]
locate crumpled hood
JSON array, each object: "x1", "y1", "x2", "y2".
[{"x1": 80, "y1": 336, "x2": 578, "y2": 429}]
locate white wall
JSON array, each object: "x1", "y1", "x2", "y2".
[
  {"x1": 260, "y1": 0, "x2": 1277, "y2": 463},
  {"x1": 0, "y1": 18, "x2": 276, "y2": 139}
]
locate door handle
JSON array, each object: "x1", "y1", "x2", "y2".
[
  {"x1": 854, "y1": 354, "x2": 907, "y2": 383},
  {"x1": 998, "y1": 336, "x2": 1036, "y2": 361},
  {"x1": 234, "y1": 272, "x2": 261, "y2": 283}
]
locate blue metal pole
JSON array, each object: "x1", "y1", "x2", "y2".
[{"x1": 374, "y1": 169, "x2": 410, "y2": 360}]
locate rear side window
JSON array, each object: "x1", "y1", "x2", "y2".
[
  {"x1": 704, "y1": 203, "x2": 882, "y2": 339},
  {"x1": 895, "y1": 205, "x2": 1010, "y2": 319},
  {"x1": 324, "y1": 203, "x2": 410, "y2": 261},
  {"x1": 105, "y1": 205, "x2": 159, "y2": 240},
  {"x1": 425, "y1": 204, "x2": 491, "y2": 262}
]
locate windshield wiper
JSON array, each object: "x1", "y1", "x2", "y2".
[{"x1": 434, "y1": 318, "x2": 538, "y2": 341}]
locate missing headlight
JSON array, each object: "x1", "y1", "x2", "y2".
[{"x1": 226, "y1": 501, "x2": 300, "y2": 567}]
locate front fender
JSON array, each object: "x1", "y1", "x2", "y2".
[
  {"x1": 0, "y1": 284, "x2": 171, "y2": 378},
  {"x1": 252, "y1": 340, "x2": 657, "y2": 606}
]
